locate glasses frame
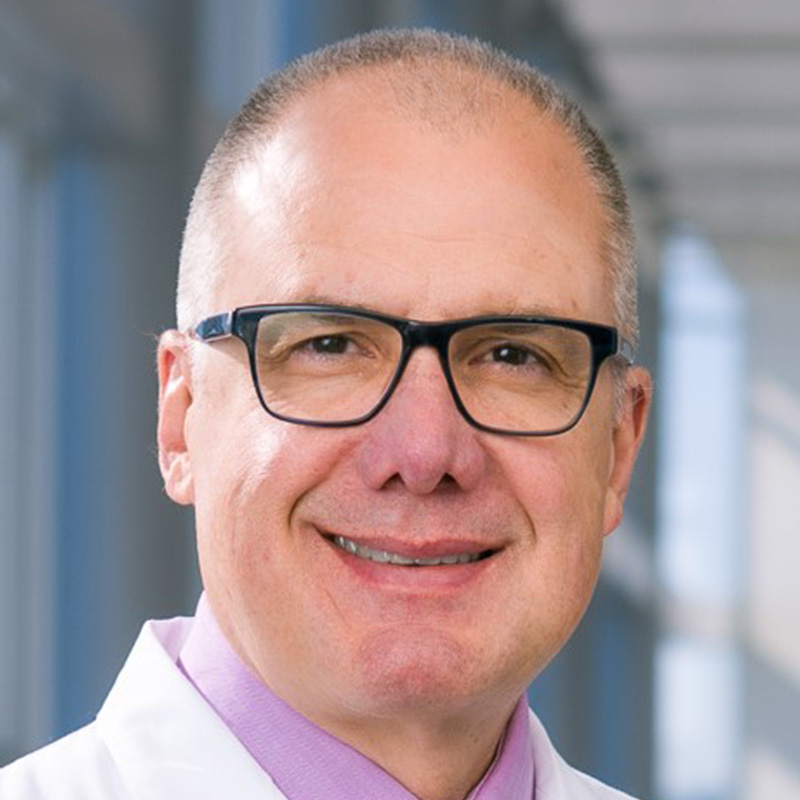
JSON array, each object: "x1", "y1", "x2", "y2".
[{"x1": 191, "y1": 303, "x2": 634, "y2": 436}]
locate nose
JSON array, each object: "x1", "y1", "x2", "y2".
[{"x1": 354, "y1": 349, "x2": 488, "y2": 494}]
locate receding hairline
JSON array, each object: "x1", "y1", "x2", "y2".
[
  {"x1": 201, "y1": 42, "x2": 570, "y2": 206},
  {"x1": 178, "y1": 29, "x2": 637, "y2": 348}
]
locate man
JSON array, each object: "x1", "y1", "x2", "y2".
[{"x1": 0, "y1": 28, "x2": 650, "y2": 800}]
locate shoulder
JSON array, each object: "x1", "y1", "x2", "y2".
[
  {"x1": 528, "y1": 709, "x2": 642, "y2": 800},
  {"x1": 0, "y1": 616, "x2": 195, "y2": 800},
  {"x1": 0, "y1": 615, "x2": 287, "y2": 800},
  {"x1": 563, "y1": 767, "x2": 642, "y2": 800},
  {"x1": 0, "y1": 723, "x2": 131, "y2": 800}
]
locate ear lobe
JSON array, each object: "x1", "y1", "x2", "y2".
[
  {"x1": 157, "y1": 330, "x2": 195, "y2": 505},
  {"x1": 603, "y1": 367, "x2": 652, "y2": 535}
]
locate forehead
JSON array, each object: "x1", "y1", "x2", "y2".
[{"x1": 218, "y1": 71, "x2": 612, "y2": 322}]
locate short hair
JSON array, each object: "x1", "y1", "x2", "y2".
[{"x1": 177, "y1": 28, "x2": 638, "y2": 348}]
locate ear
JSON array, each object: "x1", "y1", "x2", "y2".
[
  {"x1": 603, "y1": 366, "x2": 652, "y2": 535},
  {"x1": 157, "y1": 330, "x2": 195, "y2": 505}
]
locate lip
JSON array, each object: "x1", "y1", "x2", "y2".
[{"x1": 315, "y1": 526, "x2": 504, "y2": 591}]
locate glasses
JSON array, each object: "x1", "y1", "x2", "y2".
[{"x1": 190, "y1": 304, "x2": 634, "y2": 436}]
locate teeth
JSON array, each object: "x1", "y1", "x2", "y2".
[{"x1": 331, "y1": 535, "x2": 484, "y2": 566}]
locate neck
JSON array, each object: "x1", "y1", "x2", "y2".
[{"x1": 310, "y1": 700, "x2": 517, "y2": 800}]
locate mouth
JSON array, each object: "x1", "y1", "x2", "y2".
[{"x1": 323, "y1": 533, "x2": 497, "y2": 567}]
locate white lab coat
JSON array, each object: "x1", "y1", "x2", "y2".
[{"x1": 0, "y1": 617, "x2": 640, "y2": 800}]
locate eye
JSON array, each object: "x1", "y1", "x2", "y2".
[
  {"x1": 490, "y1": 344, "x2": 542, "y2": 367},
  {"x1": 304, "y1": 334, "x2": 351, "y2": 355},
  {"x1": 485, "y1": 343, "x2": 553, "y2": 373}
]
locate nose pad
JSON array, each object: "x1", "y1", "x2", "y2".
[{"x1": 354, "y1": 349, "x2": 487, "y2": 494}]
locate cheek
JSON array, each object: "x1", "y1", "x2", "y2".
[
  {"x1": 502, "y1": 437, "x2": 608, "y2": 535},
  {"x1": 190, "y1": 401, "x2": 360, "y2": 575},
  {"x1": 189, "y1": 399, "x2": 287, "y2": 570},
  {"x1": 496, "y1": 436, "x2": 610, "y2": 634},
  {"x1": 526, "y1": 443, "x2": 610, "y2": 592}
]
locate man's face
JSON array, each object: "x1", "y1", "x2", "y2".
[{"x1": 159, "y1": 75, "x2": 649, "y2": 732}]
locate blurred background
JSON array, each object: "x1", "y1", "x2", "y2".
[{"x1": 0, "y1": 1, "x2": 798, "y2": 798}]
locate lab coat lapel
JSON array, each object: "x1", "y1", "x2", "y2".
[
  {"x1": 95, "y1": 618, "x2": 290, "y2": 800},
  {"x1": 528, "y1": 711, "x2": 637, "y2": 800}
]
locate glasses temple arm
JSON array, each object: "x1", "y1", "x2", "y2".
[
  {"x1": 618, "y1": 336, "x2": 636, "y2": 365},
  {"x1": 191, "y1": 312, "x2": 234, "y2": 341}
]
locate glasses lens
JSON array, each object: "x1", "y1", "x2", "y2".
[
  {"x1": 254, "y1": 311, "x2": 402, "y2": 423},
  {"x1": 449, "y1": 322, "x2": 594, "y2": 433}
]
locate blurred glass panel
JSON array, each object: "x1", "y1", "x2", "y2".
[
  {"x1": 0, "y1": 112, "x2": 24, "y2": 768},
  {"x1": 198, "y1": 0, "x2": 282, "y2": 115},
  {"x1": 656, "y1": 229, "x2": 746, "y2": 800},
  {"x1": 657, "y1": 635, "x2": 741, "y2": 800},
  {"x1": 658, "y1": 230, "x2": 746, "y2": 605}
]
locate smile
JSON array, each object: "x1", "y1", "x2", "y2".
[{"x1": 327, "y1": 534, "x2": 494, "y2": 567}]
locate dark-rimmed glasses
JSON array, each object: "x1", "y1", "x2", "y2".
[{"x1": 190, "y1": 304, "x2": 634, "y2": 436}]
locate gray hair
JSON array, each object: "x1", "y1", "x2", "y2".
[{"x1": 177, "y1": 28, "x2": 638, "y2": 349}]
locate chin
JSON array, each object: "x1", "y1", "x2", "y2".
[{"x1": 353, "y1": 628, "x2": 490, "y2": 714}]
